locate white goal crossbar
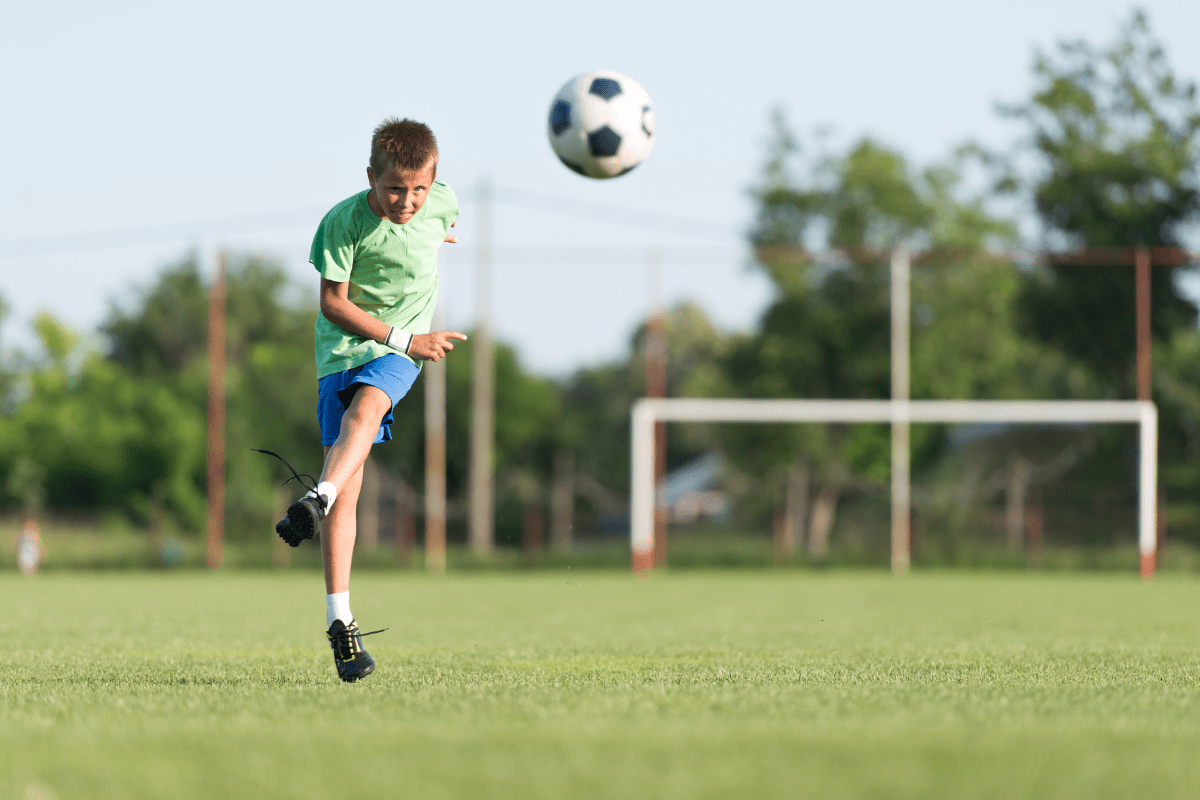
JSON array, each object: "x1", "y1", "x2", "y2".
[{"x1": 630, "y1": 398, "x2": 1158, "y2": 575}]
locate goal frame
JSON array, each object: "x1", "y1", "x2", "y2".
[{"x1": 629, "y1": 398, "x2": 1158, "y2": 576}]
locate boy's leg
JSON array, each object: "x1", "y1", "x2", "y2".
[
  {"x1": 319, "y1": 384, "x2": 393, "y2": 493},
  {"x1": 311, "y1": 384, "x2": 392, "y2": 683},
  {"x1": 318, "y1": 384, "x2": 393, "y2": 593},
  {"x1": 320, "y1": 449, "x2": 363, "y2": 594}
]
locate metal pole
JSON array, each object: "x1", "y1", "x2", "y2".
[
  {"x1": 1139, "y1": 402, "x2": 1159, "y2": 579},
  {"x1": 890, "y1": 247, "x2": 911, "y2": 574},
  {"x1": 1134, "y1": 247, "x2": 1158, "y2": 577},
  {"x1": 549, "y1": 450, "x2": 575, "y2": 554},
  {"x1": 469, "y1": 178, "x2": 495, "y2": 555},
  {"x1": 425, "y1": 291, "x2": 447, "y2": 573},
  {"x1": 206, "y1": 250, "x2": 226, "y2": 571},
  {"x1": 630, "y1": 400, "x2": 655, "y2": 574}
]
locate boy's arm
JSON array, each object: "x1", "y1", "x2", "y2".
[
  {"x1": 319, "y1": 278, "x2": 467, "y2": 362},
  {"x1": 320, "y1": 278, "x2": 391, "y2": 343}
]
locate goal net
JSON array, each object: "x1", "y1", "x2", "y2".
[{"x1": 630, "y1": 399, "x2": 1157, "y2": 575}]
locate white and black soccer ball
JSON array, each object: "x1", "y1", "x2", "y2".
[{"x1": 547, "y1": 70, "x2": 656, "y2": 179}]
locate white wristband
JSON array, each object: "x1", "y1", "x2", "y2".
[{"x1": 385, "y1": 327, "x2": 414, "y2": 354}]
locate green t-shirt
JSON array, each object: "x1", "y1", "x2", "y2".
[{"x1": 309, "y1": 183, "x2": 458, "y2": 377}]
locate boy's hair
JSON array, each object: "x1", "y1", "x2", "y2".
[{"x1": 370, "y1": 118, "x2": 438, "y2": 176}]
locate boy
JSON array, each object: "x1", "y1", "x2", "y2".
[{"x1": 274, "y1": 117, "x2": 464, "y2": 683}]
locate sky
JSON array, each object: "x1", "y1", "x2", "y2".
[{"x1": 2, "y1": 0, "x2": 1198, "y2": 375}]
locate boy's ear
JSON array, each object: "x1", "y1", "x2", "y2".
[{"x1": 366, "y1": 166, "x2": 376, "y2": 187}]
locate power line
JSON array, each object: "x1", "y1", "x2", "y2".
[
  {"x1": 0, "y1": 184, "x2": 737, "y2": 258},
  {"x1": 448, "y1": 245, "x2": 745, "y2": 264},
  {"x1": 491, "y1": 185, "x2": 735, "y2": 240},
  {"x1": 0, "y1": 207, "x2": 327, "y2": 258}
]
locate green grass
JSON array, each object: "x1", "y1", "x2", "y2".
[{"x1": 4, "y1": 571, "x2": 1200, "y2": 799}]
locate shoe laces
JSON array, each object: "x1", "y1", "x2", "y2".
[
  {"x1": 329, "y1": 622, "x2": 388, "y2": 660},
  {"x1": 253, "y1": 448, "x2": 326, "y2": 512}
]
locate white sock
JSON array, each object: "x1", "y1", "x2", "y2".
[
  {"x1": 326, "y1": 592, "x2": 352, "y2": 627},
  {"x1": 306, "y1": 481, "x2": 338, "y2": 510}
]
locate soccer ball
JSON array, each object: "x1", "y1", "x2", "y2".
[{"x1": 547, "y1": 70, "x2": 656, "y2": 179}]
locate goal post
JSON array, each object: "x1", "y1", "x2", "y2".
[{"x1": 629, "y1": 398, "x2": 1158, "y2": 576}]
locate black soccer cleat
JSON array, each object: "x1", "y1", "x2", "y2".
[
  {"x1": 253, "y1": 449, "x2": 326, "y2": 547},
  {"x1": 275, "y1": 495, "x2": 325, "y2": 547},
  {"x1": 327, "y1": 619, "x2": 384, "y2": 683}
]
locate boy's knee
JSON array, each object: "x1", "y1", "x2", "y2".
[{"x1": 345, "y1": 385, "x2": 392, "y2": 426}]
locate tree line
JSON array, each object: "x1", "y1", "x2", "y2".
[{"x1": 2, "y1": 12, "x2": 1199, "y2": 559}]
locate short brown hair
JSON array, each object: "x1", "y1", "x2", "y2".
[{"x1": 370, "y1": 117, "x2": 438, "y2": 176}]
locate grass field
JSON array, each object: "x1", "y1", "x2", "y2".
[{"x1": 4, "y1": 571, "x2": 1200, "y2": 799}]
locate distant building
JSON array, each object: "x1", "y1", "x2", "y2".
[{"x1": 661, "y1": 453, "x2": 729, "y2": 525}]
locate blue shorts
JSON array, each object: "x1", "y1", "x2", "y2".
[{"x1": 318, "y1": 354, "x2": 421, "y2": 446}]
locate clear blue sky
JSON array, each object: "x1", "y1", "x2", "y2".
[{"x1": 2, "y1": 0, "x2": 1197, "y2": 374}]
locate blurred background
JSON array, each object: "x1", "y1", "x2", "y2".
[{"x1": 2, "y1": 1, "x2": 1199, "y2": 571}]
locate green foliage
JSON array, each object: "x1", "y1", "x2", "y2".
[
  {"x1": 1008, "y1": 11, "x2": 1200, "y2": 247},
  {"x1": 375, "y1": 335, "x2": 563, "y2": 501},
  {"x1": 558, "y1": 302, "x2": 728, "y2": 507},
  {"x1": 734, "y1": 114, "x2": 1023, "y2": 527},
  {"x1": 0, "y1": 293, "x2": 14, "y2": 413},
  {"x1": 751, "y1": 113, "x2": 1016, "y2": 259},
  {"x1": 103, "y1": 261, "x2": 210, "y2": 375},
  {"x1": 1154, "y1": 329, "x2": 1200, "y2": 531},
  {"x1": 5, "y1": 456, "x2": 46, "y2": 514},
  {"x1": 1009, "y1": 11, "x2": 1200, "y2": 387},
  {"x1": 0, "y1": 256, "x2": 320, "y2": 537},
  {"x1": 2, "y1": 315, "x2": 205, "y2": 523},
  {"x1": 0, "y1": 250, "x2": 624, "y2": 546},
  {"x1": 911, "y1": 259, "x2": 1082, "y2": 402},
  {"x1": 827, "y1": 140, "x2": 931, "y2": 249},
  {"x1": 740, "y1": 17, "x2": 1200, "y2": 545},
  {"x1": 4, "y1": 13, "x2": 1200, "y2": 555}
]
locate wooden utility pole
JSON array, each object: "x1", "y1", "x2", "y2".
[
  {"x1": 550, "y1": 450, "x2": 575, "y2": 554},
  {"x1": 780, "y1": 463, "x2": 807, "y2": 560},
  {"x1": 1135, "y1": 247, "x2": 1152, "y2": 402},
  {"x1": 1042, "y1": 245, "x2": 1185, "y2": 401},
  {"x1": 149, "y1": 482, "x2": 165, "y2": 568},
  {"x1": 1045, "y1": 245, "x2": 1177, "y2": 579},
  {"x1": 469, "y1": 179, "x2": 495, "y2": 556},
  {"x1": 521, "y1": 496, "x2": 545, "y2": 566},
  {"x1": 644, "y1": 250, "x2": 668, "y2": 569},
  {"x1": 206, "y1": 251, "x2": 226, "y2": 571},
  {"x1": 1026, "y1": 486, "x2": 1044, "y2": 569},
  {"x1": 1135, "y1": 247, "x2": 1156, "y2": 579},
  {"x1": 393, "y1": 475, "x2": 417, "y2": 568},
  {"x1": 890, "y1": 247, "x2": 911, "y2": 575},
  {"x1": 358, "y1": 457, "x2": 380, "y2": 553},
  {"x1": 425, "y1": 296, "x2": 448, "y2": 573}
]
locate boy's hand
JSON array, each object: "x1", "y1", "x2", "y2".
[
  {"x1": 409, "y1": 330, "x2": 468, "y2": 361},
  {"x1": 444, "y1": 221, "x2": 458, "y2": 244}
]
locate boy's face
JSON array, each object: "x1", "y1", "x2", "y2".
[{"x1": 367, "y1": 157, "x2": 437, "y2": 224}]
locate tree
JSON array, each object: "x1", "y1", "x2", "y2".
[
  {"x1": 1008, "y1": 11, "x2": 1200, "y2": 389},
  {"x1": 555, "y1": 302, "x2": 728, "y2": 535},
  {"x1": 2, "y1": 313, "x2": 206, "y2": 524},
  {"x1": 0, "y1": 293, "x2": 14, "y2": 413},
  {"x1": 732, "y1": 114, "x2": 1020, "y2": 556},
  {"x1": 100, "y1": 254, "x2": 321, "y2": 537}
]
